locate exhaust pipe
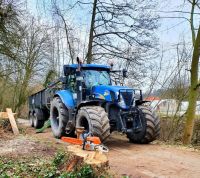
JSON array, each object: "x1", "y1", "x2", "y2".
[{"x1": 76, "y1": 57, "x2": 83, "y2": 105}]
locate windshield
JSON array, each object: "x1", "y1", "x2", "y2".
[{"x1": 83, "y1": 70, "x2": 111, "y2": 88}]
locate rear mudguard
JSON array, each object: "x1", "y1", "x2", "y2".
[{"x1": 54, "y1": 90, "x2": 75, "y2": 109}]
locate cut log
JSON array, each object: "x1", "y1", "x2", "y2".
[
  {"x1": 67, "y1": 145, "x2": 108, "y2": 167},
  {"x1": 66, "y1": 155, "x2": 84, "y2": 172},
  {"x1": 6, "y1": 108, "x2": 19, "y2": 135}
]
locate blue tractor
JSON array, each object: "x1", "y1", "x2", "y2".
[{"x1": 29, "y1": 59, "x2": 160, "y2": 143}]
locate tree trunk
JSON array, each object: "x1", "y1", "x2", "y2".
[
  {"x1": 190, "y1": 0, "x2": 196, "y2": 46},
  {"x1": 60, "y1": 14, "x2": 74, "y2": 64},
  {"x1": 14, "y1": 68, "x2": 31, "y2": 112},
  {"x1": 183, "y1": 26, "x2": 200, "y2": 144},
  {"x1": 86, "y1": 0, "x2": 97, "y2": 64}
]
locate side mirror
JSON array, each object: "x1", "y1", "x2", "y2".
[{"x1": 122, "y1": 69, "x2": 127, "y2": 78}]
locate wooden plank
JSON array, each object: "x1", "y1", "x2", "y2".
[
  {"x1": 6, "y1": 108, "x2": 19, "y2": 135},
  {"x1": 0, "y1": 112, "x2": 9, "y2": 119},
  {"x1": 0, "y1": 112, "x2": 17, "y2": 119}
]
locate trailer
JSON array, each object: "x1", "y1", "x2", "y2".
[{"x1": 29, "y1": 88, "x2": 55, "y2": 128}]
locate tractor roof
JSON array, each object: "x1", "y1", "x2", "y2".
[
  {"x1": 68, "y1": 64, "x2": 110, "y2": 69},
  {"x1": 63, "y1": 64, "x2": 110, "y2": 75}
]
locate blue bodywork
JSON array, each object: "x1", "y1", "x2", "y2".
[
  {"x1": 55, "y1": 90, "x2": 75, "y2": 109},
  {"x1": 92, "y1": 85, "x2": 134, "y2": 109},
  {"x1": 59, "y1": 64, "x2": 134, "y2": 109},
  {"x1": 65, "y1": 64, "x2": 111, "y2": 70},
  {"x1": 92, "y1": 85, "x2": 132, "y2": 101}
]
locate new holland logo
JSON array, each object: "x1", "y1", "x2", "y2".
[
  {"x1": 96, "y1": 94, "x2": 105, "y2": 99},
  {"x1": 104, "y1": 90, "x2": 109, "y2": 96}
]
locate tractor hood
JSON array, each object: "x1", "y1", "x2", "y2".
[{"x1": 92, "y1": 85, "x2": 133, "y2": 102}]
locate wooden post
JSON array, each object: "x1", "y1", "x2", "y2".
[
  {"x1": 2, "y1": 108, "x2": 19, "y2": 135},
  {"x1": 0, "y1": 112, "x2": 9, "y2": 119}
]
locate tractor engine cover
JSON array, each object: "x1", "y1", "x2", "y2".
[{"x1": 92, "y1": 85, "x2": 134, "y2": 109}]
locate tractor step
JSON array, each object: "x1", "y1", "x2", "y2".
[
  {"x1": 126, "y1": 127, "x2": 142, "y2": 134},
  {"x1": 133, "y1": 127, "x2": 143, "y2": 133}
]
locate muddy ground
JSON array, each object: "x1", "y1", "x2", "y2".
[{"x1": 1, "y1": 119, "x2": 200, "y2": 178}]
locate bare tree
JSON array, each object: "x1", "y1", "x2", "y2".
[
  {"x1": 183, "y1": 0, "x2": 200, "y2": 144},
  {"x1": 52, "y1": 3, "x2": 76, "y2": 64},
  {"x1": 0, "y1": 0, "x2": 22, "y2": 63},
  {"x1": 42, "y1": 0, "x2": 159, "y2": 66},
  {"x1": 0, "y1": 16, "x2": 53, "y2": 112},
  {"x1": 85, "y1": 0, "x2": 159, "y2": 64},
  {"x1": 15, "y1": 18, "x2": 52, "y2": 111},
  {"x1": 0, "y1": 0, "x2": 21, "y2": 32}
]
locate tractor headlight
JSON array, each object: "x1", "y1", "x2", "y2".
[{"x1": 118, "y1": 94, "x2": 126, "y2": 108}]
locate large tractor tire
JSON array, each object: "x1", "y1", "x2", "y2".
[
  {"x1": 50, "y1": 97, "x2": 69, "y2": 138},
  {"x1": 127, "y1": 105, "x2": 160, "y2": 144},
  {"x1": 76, "y1": 106, "x2": 110, "y2": 142},
  {"x1": 33, "y1": 109, "x2": 45, "y2": 129},
  {"x1": 29, "y1": 111, "x2": 34, "y2": 127}
]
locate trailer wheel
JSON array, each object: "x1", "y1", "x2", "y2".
[
  {"x1": 126, "y1": 105, "x2": 160, "y2": 144},
  {"x1": 29, "y1": 112, "x2": 34, "y2": 127},
  {"x1": 76, "y1": 106, "x2": 110, "y2": 142},
  {"x1": 50, "y1": 97, "x2": 68, "y2": 138},
  {"x1": 33, "y1": 109, "x2": 44, "y2": 129}
]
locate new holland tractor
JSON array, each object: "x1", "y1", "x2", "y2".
[{"x1": 29, "y1": 59, "x2": 160, "y2": 143}]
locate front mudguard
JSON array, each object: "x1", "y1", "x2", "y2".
[
  {"x1": 54, "y1": 90, "x2": 75, "y2": 109},
  {"x1": 54, "y1": 90, "x2": 76, "y2": 131}
]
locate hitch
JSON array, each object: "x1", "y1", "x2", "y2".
[
  {"x1": 118, "y1": 110, "x2": 127, "y2": 133},
  {"x1": 119, "y1": 107, "x2": 143, "y2": 134}
]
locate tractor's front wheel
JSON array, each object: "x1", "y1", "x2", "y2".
[
  {"x1": 127, "y1": 105, "x2": 160, "y2": 144},
  {"x1": 50, "y1": 97, "x2": 69, "y2": 138},
  {"x1": 76, "y1": 106, "x2": 110, "y2": 142}
]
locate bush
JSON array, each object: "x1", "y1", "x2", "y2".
[
  {"x1": 192, "y1": 119, "x2": 200, "y2": 145},
  {"x1": 159, "y1": 116, "x2": 200, "y2": 146}
]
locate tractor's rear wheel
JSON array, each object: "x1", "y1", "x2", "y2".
[
  {"x1": 50, "y1": 97, "x2": 69, "y2": 138},
  {"x1": 127, "y1": 105, "x2": 160, "y2": 144},
  {"x1": 76, "y1": 106, "x2": 110, "y2": 142}
]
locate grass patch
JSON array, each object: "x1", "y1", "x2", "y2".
[{"x1": 0, "y1": 151, "x2": 107, "y2": 178}]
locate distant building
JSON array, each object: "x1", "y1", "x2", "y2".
[
  {"x1": 145, "y1": 96, "x2": 200, "y2": 116},
  {"x1": 145, "y1": 96, "x2": 161, "y2": 101}
]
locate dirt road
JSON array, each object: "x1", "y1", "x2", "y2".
[
  {"x1": 107, "y1": 134, "x2": 200, "y2": 178},
  {"x1": 2, "y1": 119, "x2": 200, "y2": 178}
]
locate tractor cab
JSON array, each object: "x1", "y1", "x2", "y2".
[
  {"x1": 64, "y1": 64, "x2": 111, "y2": 92},
  {"x1": 63, "y1": 63, "x2": 137, "y2": 109}
]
